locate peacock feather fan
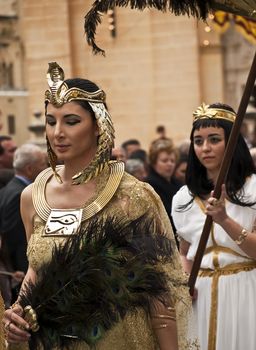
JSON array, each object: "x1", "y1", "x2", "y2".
[
  {"x1": 84, "y1": 0, "x2": 214, "y2": 55},
  {"x1": 19, "y1": 214, "x2": 175, "y2": 350}
]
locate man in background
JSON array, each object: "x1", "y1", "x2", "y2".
[
  {"x1": 0, "y1": 135, "x2": 17, "y2": 189},
  {"x1": 0, "y1": 135, "x2": 17, "y2": 169},
  {"x1": 121, "y1": 139, "x2": 141, "y2": 159},
  {"x1": 0, "y1": 143, "x2": 47, "y2": 274},
  {"x1": 111, "y1": 147, "x2": 126, "y2": 162}
]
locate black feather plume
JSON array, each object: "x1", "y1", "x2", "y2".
[
  {"x1": 84, "y1": 0, "x2": 214, "y2": 54},
  {"x1": 19, "y1": 215, "x2": 175, "y2": 350}
]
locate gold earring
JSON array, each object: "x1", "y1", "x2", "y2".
[{"x1": 46, "y1": 138, "x2": 63, "y2": 184}]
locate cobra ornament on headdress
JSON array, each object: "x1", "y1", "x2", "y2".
[
  {"x1": 193, "y1": 102, "x2": 236, "y2": 124},
  {"x1": 45, "y1": 62, "x2": 115, "y2": 185}
]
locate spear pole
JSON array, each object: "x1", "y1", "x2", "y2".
[{"x1": 188, "y1": 50, "x2": 256, "y2": 295}]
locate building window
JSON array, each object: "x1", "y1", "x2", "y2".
[
  {"x1": 7, "y1": 63, "x2": 13, "y2": 88},
  {"x1": 0, "y1": 62, "x2": 14, "y2": 89},
  {"x1": 8, "y1": 114, "x2": 15, "y2": 134}
]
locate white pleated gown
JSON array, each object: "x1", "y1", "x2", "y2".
[{"x1": 172, "y1": 174, "x2": 256, "y2": 350}]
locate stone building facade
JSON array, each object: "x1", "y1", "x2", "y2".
[{"x1": 0, "y1": 0, "x2": 255, "y2": 149}]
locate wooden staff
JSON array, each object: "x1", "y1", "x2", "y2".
[
  {"x1": 188, "y1": 50, "x2": 256, "y2": 295},
  {"x1": 0, "y1": 271, "x2": 14, "y2": 277}
]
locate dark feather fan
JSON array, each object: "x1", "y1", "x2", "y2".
[
  {"x1": 84, "y1": 0, "x2": 214, "y2": 55},
  {"x1": 19, "y1": 215, "x2": 176, "y2": 350}
]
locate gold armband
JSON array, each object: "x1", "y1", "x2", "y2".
[
  {"x1": 235, "y1": 228, "x2": 249, "y2": 246},
  {"x1": 151, "y1": 306, "x2": 176, "y2": 329}
]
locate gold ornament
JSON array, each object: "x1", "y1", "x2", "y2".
[
  {"x1": 46, "y1": 137, "x2": 62, "y2": 184},
  {"x1": 193, "y1": 102, "x2": 236, "y2": 123},
  {"x1": 212, "y1": 0, "x2": 256, "y2": 19},
  {"x1": 33, "y1": 162, "x2": 125, "y2": 225},
  {"x1": 4, "y1": 321, "x2": 11, "y2": 331},
  {"x1": 45, "y1": 62, "x2": 106, "y2": 107},
  {"x1": 45, "y1": 62, "x2": 115, "y2": 185},
  {"x1": 44, "y1": 208, "x2": 83, "y2": 237},
  {"x1": 24, "y1": 305, "x2": 40, "y2": 332}
]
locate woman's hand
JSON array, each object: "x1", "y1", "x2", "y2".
[
  {"x1": 191, "y1": 287, "x2": 198, "y2": 302},
  {"x1": 206, "y1": 184, "x2": 228, "y2": 225},
  {"x1": 3, "y1": 304, "x2": 31, "y2": 343}
]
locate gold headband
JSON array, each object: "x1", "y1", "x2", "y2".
[{"x1": 193, "y1": 103, "x2": 236, "y2": 124}]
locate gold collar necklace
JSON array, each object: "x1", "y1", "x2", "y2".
[{"x1": 32, "y1": 162, "x2": 124, "y2": 236}]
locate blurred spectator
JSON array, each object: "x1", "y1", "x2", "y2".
[
  {"x1": 0, "y1": 135, "x2": 17, "y2": 189},
  {"x1": 145, "y1": 139, "x2": 181, "y2": 246},
  {"x1": 111, "y1": 147, "x2": 126, "y2": 162},
  {"x1": 0, "y1": 237, "x2": 24, "y2": 308},
  {"x1": 121, "y1": 139, "x2": 141, "y2": 158},
  {"x1": 156, "y1": 125, "x2": 167, "y2": 139},
  {"x1": 177, "y1": 139, "x2": 190, "y2": 157},
  {"x1": 154, "y1": 125, "x2": 173, "y2": 144},
  {"x1": 0, "y1": 169, "x2": 14, "y2": 189},
  {"x1": 241, "y1": 121, "x2": 253, "y2": 149},
  {"x1": 252, "y1": 124, "x2": 256, "y2": 147},
  {"x1": 129, "y1": 149, "x2": 149, "y2": 177},
  {"x1": 129, "y1": 149, "x2": 147, "y2": 163},
  {"x1": 0, "y1": 144, "x2": 47, "y2": 278},
  {"x1": 173, "y1": 153, "x2": 188, "y2": 185},
  {"x1": 125, "y1": 159, "x2": 147, "y2": 181},
  {"x1": 0, "y1": 135, "x2": 17, "y2": 169},
  {"x1": 250, "y1": 147, "x2": 256, "y2": 168}
]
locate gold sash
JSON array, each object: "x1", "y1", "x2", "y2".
[{"x1": 199, "y1": 260, "x2": 256, "y2": 350}]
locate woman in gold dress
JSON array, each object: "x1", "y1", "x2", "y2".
[
  {"x1": 2, "y1": 62, "x2": 198, "y2": 350},
  {"x1": 0, "y1": 294, "x2": 6, "y2": 349}
]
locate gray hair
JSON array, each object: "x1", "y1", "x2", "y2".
[
  {"x1": 125, "y1": 159, "x2": 144, "y2": 175},
  {"x1": 250, "y1": 147, "x2": 256, "y2": 158},
  {"x1": 13, "y1": 143, "x2": 44, "y2": 171}
]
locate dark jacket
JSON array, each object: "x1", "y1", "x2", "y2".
[
  {"x1": 0, "y1": 177, "x2": 28, "y2": 272},
  {"x1": 0, "y1": 169, "x2": 14, "y2": 189},
  {"x1": 145, "y1": 168, "x2": 182, "y2": 245}
]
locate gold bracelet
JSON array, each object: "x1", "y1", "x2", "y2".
[{"x1": 235, "y1": 228, "x2": 249, "y2": 246}]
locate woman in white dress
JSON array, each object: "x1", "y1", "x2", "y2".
[{"x1": 172, "y1": 102, "x2": 256, "y2": 350}]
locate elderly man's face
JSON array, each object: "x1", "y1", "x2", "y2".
[{"x1": 0, "y1": 140, "x2": 17, "y2": 168}]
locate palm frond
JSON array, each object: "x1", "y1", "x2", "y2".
[{"x1": 84, "y1": 0, "x2": 214, "y2": 54}]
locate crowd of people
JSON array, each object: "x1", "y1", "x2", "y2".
[
  {"x1": 0, "y1": 140, "x2": 47, "y2": 309},
  {"x1": 111, "y1": 130, "x2": 192, "y2": 247},
  {"x1": 0, "y1": 62, "x2": 255, "y2": 350}
]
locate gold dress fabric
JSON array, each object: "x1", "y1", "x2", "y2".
[
  {"x1": 0, "y1": 294, "x2": 6, "y2": 350},
  {"x1": 14, "y1": 164, "x2": 199, "y2": 350}
]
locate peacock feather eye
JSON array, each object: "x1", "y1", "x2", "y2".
[
  {"x1": 92, "y1": 325, "x2": 99, "y2": 337},
  {"x1": 111, "y1": 285, "x2": 120, "y2": 295},
  {"x1": 104, "y1": 267, "x2": 112, "y2": 277},
  {"x1": 56, "y1": 279, "x2": 63, "y2": 288},
  {"x1": 87, "y1": 324, "x2": 103, "y2": 343},
  {"x1": 127, "y1": 270, "x2": 135, "y2": 281}
]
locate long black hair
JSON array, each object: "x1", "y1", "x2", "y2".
[{"x1": 185, "y1": 103, "x2": 255, "y2": 207}]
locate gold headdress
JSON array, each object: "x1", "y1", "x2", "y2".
[
  {"x1": 193, "y1": 102, "x2": 236, "y2": 124},
  {"x1": 45, "y1": 62, "x2": 115, "y2": 185}
]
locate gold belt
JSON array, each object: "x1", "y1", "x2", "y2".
[{"x1": 199, "y1": 260, "x2": 256, "y2": 350}]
